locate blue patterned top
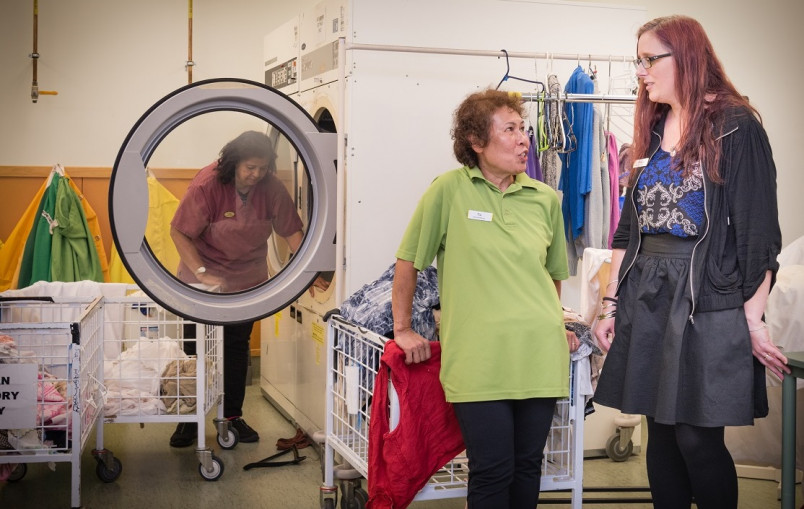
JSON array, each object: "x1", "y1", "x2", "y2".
[{"x1": 636, "y1": 148, "x2": 704, "y2": 237}]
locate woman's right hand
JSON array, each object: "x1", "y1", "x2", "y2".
[
  {"x1": 593, "y1": 317, "x2": 615, "y2": 353},
  {"x1": 197, "y1": 272, "x2": 226, "y2": 292},
  {"x1": 393, "y1": 328, "x2": 431, "y2": 365}
]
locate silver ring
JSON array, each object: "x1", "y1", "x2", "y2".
[{"x1": 764, "y1": 353, "x2": 771, "y2": 360}]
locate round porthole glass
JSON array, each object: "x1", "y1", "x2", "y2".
[{"x1": 109, "y1": 78, "x2": 337, "y2": 324}]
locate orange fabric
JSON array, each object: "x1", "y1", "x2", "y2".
[{"x1": 0, "y1": 180, "x2": 47, "y2": 291}]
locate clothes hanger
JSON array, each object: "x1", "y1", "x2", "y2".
[
  {"x1": 528, "y1": 57, "x2": 549, "y2": 152},
  {"x1": 46, "y1": 163, "x2": 65, "y2": 186},
  {"x1": 495, "y1": 49, "x2": 545, "y2": 92},
  {"x1": 606, "y1": 55, "x2": 612, "y2": 132},
  {"x1": 537, "y1": 105, "x2": 550, "y2": 152}
]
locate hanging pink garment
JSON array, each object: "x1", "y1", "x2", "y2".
[{"x1": 605, "y1": 132, "x2": 621, "y2": 248}]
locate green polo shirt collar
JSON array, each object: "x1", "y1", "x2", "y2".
[{"x1": 466, "y1": 165, "x2": 539, "y2": 193}]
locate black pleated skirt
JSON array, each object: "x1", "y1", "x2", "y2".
[{"x1": 594, "y1": 234, "x2": 757, "y2": 427}]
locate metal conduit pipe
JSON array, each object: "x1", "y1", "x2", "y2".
[
  {"x1": 30, "y1": 0, "x2": 57, "y2": 103},
  {"x1": 186, "y1": 0, "x2": 195, "y2": 84}
]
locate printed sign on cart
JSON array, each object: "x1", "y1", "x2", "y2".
[{"x1": 0, "y1": 364, "x2": 38, "y2": 429}]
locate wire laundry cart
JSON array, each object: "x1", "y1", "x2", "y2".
[
  {"x1": 0, "y1": 296, "x2": 104, "y2": 509},
  {"x1": 319, "y1": 315, "x2": 585, "y2": 509},
  {"x1": 96, "y1": 290, "x2": 228, "y2": 481}
]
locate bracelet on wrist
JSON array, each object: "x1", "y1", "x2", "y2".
[
  {"x1": 606, "y1": 279, "x2": 619, "y2": 288},
  {"x1": 597, "y1": 311, "x2": 617, "y2": 321},
  {"x1": 602, "y1": 296, "x2": 618, "y2": 303},
  {"x1": 747, "y1": 322, "x2": 767, "y2": 333}
]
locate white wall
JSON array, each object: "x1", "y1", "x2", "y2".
[
  {"x1": 0, "y1": 0, "x2": 318, "y2": 167},
  {"x1": 1, "y1": 0, "x2": 802, "y2": 248}
]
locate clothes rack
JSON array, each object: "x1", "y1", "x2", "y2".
[
  {"x1": 346, "y1": 42, "x2": 632, "y2": 65},
  {"x1": 344, "y1": 41, "x2": 638, "y2": 106},
  {"x1": 520, "y1": 92, "x2": 635, "y2": 105}
]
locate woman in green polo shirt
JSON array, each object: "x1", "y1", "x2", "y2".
[{"x1": 392, "y1": 88, "x2": 575, "y2": 508}]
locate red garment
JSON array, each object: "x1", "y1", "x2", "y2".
[{"x1": 367, "y1": 340, "x2": 465, "y2": 509}]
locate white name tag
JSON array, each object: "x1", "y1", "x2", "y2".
[
  {"x1": 468, "y1": 210, "x2": 493, "y2": 222},
  {"x1": 633, "y1": 158, "x2": 649, "y2": 168}
]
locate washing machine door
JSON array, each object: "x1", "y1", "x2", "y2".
[{"x1": 109, "y1": 78, "x2": 336, "y2": 324}]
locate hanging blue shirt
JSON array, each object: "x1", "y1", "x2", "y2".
[{"x1": 558, "y1": 66, "x2": 595, "y2": 242}]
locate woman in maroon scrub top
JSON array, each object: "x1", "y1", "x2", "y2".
[{"x1": 168, "y1": 130, "x2": 305, "y2": 447}]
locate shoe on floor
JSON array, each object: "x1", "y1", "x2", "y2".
[
  {"x1": 229, "y1": 417, "x2": 259, "y2": 443},
  {"x1": 276, "y1": 427, "x2": 306, "y2": 449},
  {"x1": 170, "y1": 422, "x2": 198, "y2": 448}
]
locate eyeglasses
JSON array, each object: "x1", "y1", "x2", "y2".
[{"x1": 632, "y1": 53, "x2": 672, "y2": 69}]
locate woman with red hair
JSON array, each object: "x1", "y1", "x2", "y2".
[{"x1": 593, "y1": 15, "x2": 789, "y2": 508}]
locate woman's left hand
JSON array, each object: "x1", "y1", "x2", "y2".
[
  {"x1": 566, "y1": 330, "x2": 580, "y2": 353},
  {"x1": 750, "y1": 324, "x2": 791, "y2": 381}
]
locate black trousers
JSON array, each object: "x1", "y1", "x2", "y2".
[
  {"x1": 183, "y1": 321, "x2": 254, "y2": 418},
  {"x1": 452, "y1": 397, "x2": 557, "y2": 509}
]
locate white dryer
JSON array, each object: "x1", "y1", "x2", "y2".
[
  {"x1": 260, "y1": 2, "x2": 345, "y2": 433},
  {"x1": 260, "y1": 92, "x2": 339, "y2": 433}
]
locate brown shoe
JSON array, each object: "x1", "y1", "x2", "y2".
[{"x1": 275, "y1": 428, "x2": 306, "y2": 450}]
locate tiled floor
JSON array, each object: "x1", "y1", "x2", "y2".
[{"x1": 1, "y1": 371, "x2": 801, "y2": 508}]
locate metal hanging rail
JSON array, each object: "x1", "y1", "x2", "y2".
[
  {"x1": 346, "y1": 42, "x2": 632, "y2": 64},
  {"x1": 345, "y1": 42, "x2": 636, "y2": 105},
  {"x1": 521, "y1": 92, "x2": 636, "y2": 104}
]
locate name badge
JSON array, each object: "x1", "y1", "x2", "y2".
[
  {"x1": 224, "y1": 211, "x2": 235, "y2": 218},
  {"x1": 468, "y1": 210, "x2": 493, "y2": 222},
  {"x1": 633, "y1": 158, "x2": 649, "y2": 168}
]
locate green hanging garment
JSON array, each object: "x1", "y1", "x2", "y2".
[
  {"x1": 18, "y1": 172, "x2": 62, "y2": 287},
  {"x1": 50, "y1": 176, "x2": 104, "y2": 283}
]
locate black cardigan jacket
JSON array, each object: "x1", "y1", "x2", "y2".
[{"x1": 612, "y1": 106, "x2": 782, "y2": 318}]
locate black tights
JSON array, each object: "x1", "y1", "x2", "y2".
[{"x1": 645, "y1": 417, "x2": 737, "y2": 509}]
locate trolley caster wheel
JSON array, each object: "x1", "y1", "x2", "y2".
[
  {"x1": 341, "y1": 487, "x2": 368, "y2": 509},
  {"x1": 217, "y1": 427, "x2": 239, "y2": 450},
  {"x1": 96, "y1": 456, "x2": 123, "y2": 483},
  {"x1": 340, "y1": 479, "x2": 368, "y2": 509},
  {"x1": 6, "y1": 463, "x2": 27, "y2": 482},
  {"x1": 605, "y1": 433, "x2": 633, "y2": 462},
  {"x1": 199, "y1": 454, "x2": 224, "y2": 481}
]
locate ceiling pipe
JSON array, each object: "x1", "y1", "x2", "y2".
[
  {"x1": 30, "y1": 0, "x2": 58, "y2": 102},
  {"x1": 186, "y1": 0, "x2": 195, "y2": 84}
]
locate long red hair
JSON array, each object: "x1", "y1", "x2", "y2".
[{"x1": 629, "y1": 15, "x2": 759, "y2": 185}]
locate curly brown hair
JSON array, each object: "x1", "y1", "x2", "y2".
[
  {"x1": 214, "y1": 130, "x2": 277, "y2": 184},
  {"x1": 452, "y1": 89, "x2": 526, "y2": 168}
]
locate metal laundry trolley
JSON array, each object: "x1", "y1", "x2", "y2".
[
  {"x1": 95, "y1": 289, "x2": 228, "y2": 481},
  {"x1": 0, "y1": 296, "x2": 104, "y2": 509},
  {"x1": 318, "y1": 316, "x2": 585, "y2": 509}
]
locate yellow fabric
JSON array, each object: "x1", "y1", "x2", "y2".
[
  {"x1": 108, "y1": 176, "x2": 182, "y2": 283},
  {"x1": 0, "y1": 180, "x2": 47, "y2": 291}
]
